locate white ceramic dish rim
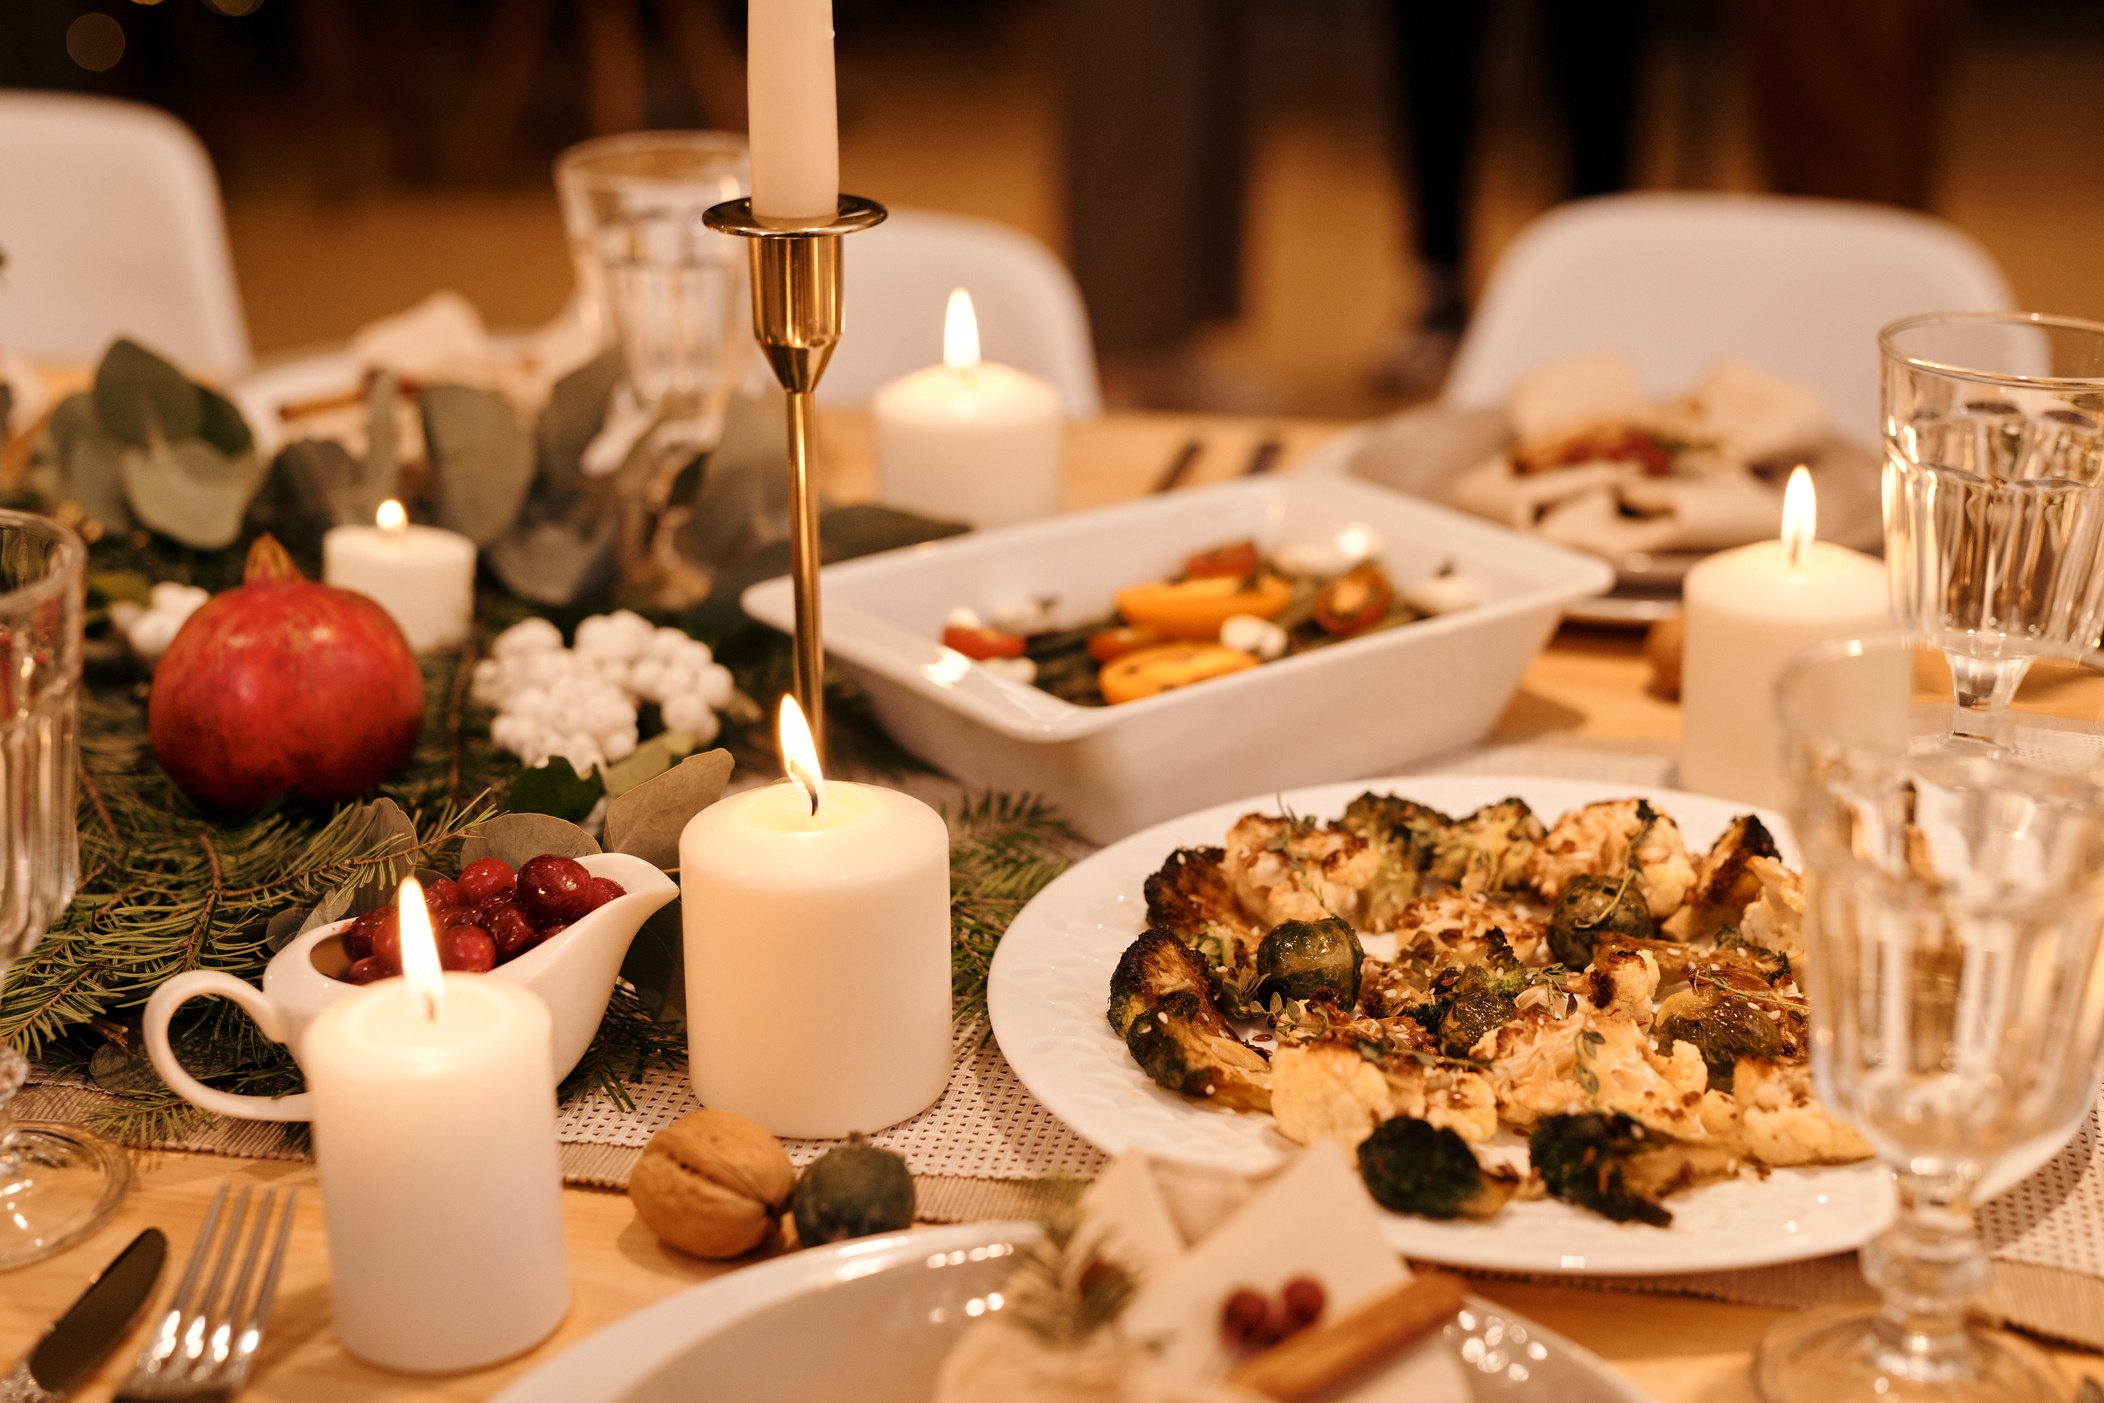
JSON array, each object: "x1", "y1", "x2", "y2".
[
  {"x1": 742, "y1": 472, "x2": 1613, "y2": 744},
  {"x1": 490, "y1": 1220, "x2": 1653, "y2": 1403},
  {"x1": 987, "y1": 773, "x2": 2066, "y2": 1276}
]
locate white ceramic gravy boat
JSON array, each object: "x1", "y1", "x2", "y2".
[{"x1": 144, "y1": 852, "x2": 677, "y2": 1122}]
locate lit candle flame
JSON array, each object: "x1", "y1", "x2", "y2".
[
  {"x1": 942, "y1": 287, "x2": 980, "y2": 374},
  {"x1": 779, "y1": 695, "x2": 825, "y2": 817},
  {"x1": 397, "y1": 875, "x2": 445, "y2": 1021},
  {"x1": 1781, "y1": 466, "x2": 1816, "y2": 570},
  {"x1": 376, "y1": 498, "x2": 409, "y2": 533}
]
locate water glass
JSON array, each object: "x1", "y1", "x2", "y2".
[
  {"x1": 1761, "y1": 633, "x2": 2104, "y2": 1402},
  {"x1": 0, "y1": 509, "x2": 128, "y2": 1266},
  {"x1": 1881, "y1": 313, "x2": 2104, "y2": 720}
]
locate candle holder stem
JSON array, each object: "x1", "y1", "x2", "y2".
[{"x1": 703, "y1": 195, "x2": 888, "y2": 761}]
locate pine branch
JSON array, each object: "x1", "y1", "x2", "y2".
[{"x1": 948, "y1": 792, "x2": 1080, "y2": 1028}]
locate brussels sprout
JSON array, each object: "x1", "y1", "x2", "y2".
[
  {"x1": 1528, "y1": 1112, "x2": 1739, "y2": 1226},
  {"x1": 1429, "y1": 798, "x2": 1543, "y2": 899},
  {"x1": 1547, "y1": 872, "x2": 1655, "y2": 968},
  {"x1": 1357, "y1": 1114, "x2": 1519, "y2": 1220},
  {"x1": 1255, "y1": 917, "x2": 1365, "y2": 1007},
  {"x1": 1124, "y1": 991, "x2": 1272, "y2": 1112},
  {"x1": 1653, "y1": 985, "x2": 1785, "y2": 1091}
]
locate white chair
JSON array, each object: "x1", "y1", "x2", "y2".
[
  {"x1": 0, "y1": 93, "x2": 251, "y2": 377},
  {"x1": 1445, "y1": 193, "x2": 2014, "y2": 448},
  {"x1": 818, "y1": 208, "x2": 1101, "y2": 417}
]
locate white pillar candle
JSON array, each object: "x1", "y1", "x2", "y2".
[
  {"x1": 1681, "y1": 468, "x2": 1889, "y2": 808},
  {"x1": 305, "y1": 880, "x2": 567, "y2": 1372},
  {"x1": 322, "y1": 500, "x2": 476, "y2": 652},
  {"x1": 680, "y1": 698, "x2": 951, "y2": 1138},
  {"x1": 747, "y1": 0, "x2": 840, "y2": 223},
  {"x1": 873, "y1": 289, "x2": 1064, "y2": 529}
]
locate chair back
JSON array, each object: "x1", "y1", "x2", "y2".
[
  {"x1": 819, "y1": 207, "x2": 1100, "y2": 416},
  {"x1": 1446, "y1": 193, "x2": 2014, "y2": 448},
  {"x1": 0, "y1": 92, "x2": 250, "y2": 377}
]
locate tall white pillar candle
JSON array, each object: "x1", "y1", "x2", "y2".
[
  {"x1": 304, "y1": 882, "x2": 568, "y2": 1372},
  {"x1": 321, "y1": 500, "x2": 476, "y2": 652},
  {"x1": 680, "y1": 700, "x2": 951, "y2": 1137},
  {"x1": 747, "y1": 0, "x2": 840, "y2": 223},
  {"x1": 1681, "y1": 469, "x2": 1888, "y2": 808},
  {"x1": 873, "y1": 289, "x2": 1064, "y2": 528}
]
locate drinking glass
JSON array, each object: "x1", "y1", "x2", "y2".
[
  {"x1": 1880, "y1": 313, "x2": 2104, "y2": 731},
  {"x1": 0, "y1": 510, "x2": 129, "y2": 1267},
  {"x1": 556, "y1": 131, "x2": 755, "y2": 606},
  {"x1": 1759, "y1": 632, "x2": 2104, "y2": 1402}
]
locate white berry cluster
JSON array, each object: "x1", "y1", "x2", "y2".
[
  {"x1": 471, "y1": 611, "x2": 735, "y2": 775},
  {"x1": 110, "y1": 582, "x2": 211, "y2": 663}
]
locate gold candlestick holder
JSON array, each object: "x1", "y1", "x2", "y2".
[{"x1": 703, "y1": 194, "x2": 887, "y2": 760}]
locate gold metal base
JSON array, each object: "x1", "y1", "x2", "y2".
[{"x1": 703, "y1": 194, "x2": 889, "y2": 760}]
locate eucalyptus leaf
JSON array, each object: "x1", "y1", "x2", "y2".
[
  {"x1": 89, "y1": 1043, "x2": 164, "y2": 1096},
  {"x1": 539, "y1": 346, "x2": 624, "y2": 495},
  {"x1": 56, "y1": 413, "x2": 135, "y2": 531},
  {"x1": 93, "y1": 338, "x2": 204, "y2": 446},
  {"x1": 121, "y1": 438, "x2": 268, "y2": 549},
  {"x1": 485, "y1": 499, "x2": 620, "y2": 607},
  {"x1": 273, "y1": 438, "x2": 361, "y2": 528},
  {"x1": 461, "y1": 811, "x2": 602, "y2": 868},
  {"x1": 422, "y1": 383, "x2": 535, "y2": 545},
  {"x1": 265, "y1": 907, "x2": 310, "y2": 951},
  {"x1": 298, "y1": 798, "x2": 419, "y2": 932},
  {"x1": 44, "y1": 392, "x2": 96, "y2": 461},
  {"x1": 602, "y1": 748, "x2": 733, "y2": 869},
  {"x1": 197, "y1": 385, "x2": 255, "y2": 458},
  {"x1": 87, "y1": 571, "x2": 152, "y2": 607},
  {"x1": 619, "y1": 904, "x2": 686, "y2": 1024},
  {"x1": 601, "y1": 729, "x2": 695, "y2": 799},
  {"x1": 505, "y1": 757, "x2": 606, "y2": 824}
]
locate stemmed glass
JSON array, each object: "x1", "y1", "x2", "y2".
[
  {"x1": 0, "y1": 510, "x2": 129, "y2": 1267},
  {"x1": 1880, "y1": 313, "x2": 2104, "y2": 737},
  {"x1": 1759, "y1": 633, "x2": 2104, "y2": 1402}
]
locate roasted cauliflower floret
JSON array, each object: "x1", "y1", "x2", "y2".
[
  {"x1": 1733, "y1": 1057, "x2": 1872, "y2": 1167},
  {"x1": 1529, "y1": 1112, "x2": 1740, "y2": 1226},
  {"x1": 1662, "y1": 814, "x2": 1780, "y2": 942},
  {"x1": 1529, "y1": 799, "x2": 1696, "y2": 918},
  {"x1": 1737, "y1": 855, "x2": 1808, "y2": 965},
  {"x1": 1271, "y1": 1040, "x2": 1396, "y2": 1149},
  {"x1": 1427, "y1": 798, "x2": 1544, "y2": 900},
  {"x1": 1479, "y1": 1007, "x2": 1709, "y2": 1136},
  {"x1": 1584, "y1": 944, "x2": 1661, "y2": 1026},
  {"x1": 1395, "y1": 891, "x2": 1550, "y2": 967},
  {"x1": 1223, "y1": 813, "x2": 1385, "y2": 929},
  {"x1": 1333, "y1": 793, "x2": 1453, "y2": 924}
]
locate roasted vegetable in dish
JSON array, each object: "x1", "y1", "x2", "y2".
[
  {"x1": 1652, "y1": 983, "x2": 1786, "y2": 1091},
  {"x1": 1428, "y1": 798, "x2": 1543, "y2": 899},
  {"x1": 1124, "y1": 991, "x2": 1272, "y2": 1111},
  {"x1": 1528, "y1": 1112, "x2": 1739, "y2": 1227},
  {"x1": 1434, "y1": 958, "x2": 1530, "y2": 1058},
  {"x1": 1662, "y1": 814, "x2": 1780, "y2": 943},
  {"x1": 1357, "y1": 1114, "x2": 1520, "y2": 1220},
  {"x1": 1255, "y1": 917, "x2": 1365, "y2": 1008},
  {"x1": 1547, "y1": 872, "x2": 1656, "y2": 968},
  {"x1": 1107, "y1": 928, "x2": 1221, "y2": 1039}
]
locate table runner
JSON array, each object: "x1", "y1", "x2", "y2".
[{"x1": 25, "y1": 735, "x2": 2104, "y2": 1351}]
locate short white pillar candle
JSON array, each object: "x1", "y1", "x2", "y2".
[
  {"x1": 321, "y1": 500, "x2": 476, "y2": 652},
  {"x1": 679, "y1": 699, "x2": 951, "y2": 1138},
  {"x1": 873, "y1": 289, "x2": 1064, "y2": 530},
  {"x1": 1681, "y1": 468, "x2": 1889, "y2": 808}
]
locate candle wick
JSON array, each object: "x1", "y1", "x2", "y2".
[{"x1": 417, "y1": 985, "x2": 441, "y2": 1022}]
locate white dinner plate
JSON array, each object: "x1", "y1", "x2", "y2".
[
  {"x1": 492, "y1": 1222, "x2": 1654, "y2": 1403},
  {"x1": 987, "y1": 774, "x2": 2063, "y2": 1276}
]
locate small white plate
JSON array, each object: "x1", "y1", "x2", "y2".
[
  {"x1": 492, "y1": 1222, "x2": 1654, "y2": 1403},
  {"x1": 988, "y1": 774, "x2": 2063, "y2": 1276}
]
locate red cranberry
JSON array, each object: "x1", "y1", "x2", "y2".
[
  {"x1": 517, "y1": 854, "x2": 594, "y2": 925},
  {"x1": 537, "y1": 922, "x2": 568, "y2": 943},
  {"x1": 1281, "y1": 1276, "x2": 1325, "y2": 1328},
  {"x1": 340, "y1": 922, "x2": 374, "y2": 963},
  {"x1": 343, "y1": 956, "x2": 393, "y2": 985},
  {"x1": 367, "y1": 912, "x2": 403, "y2": 970},
  {"x1": 579, "y1": 876, "x2": 626, "y2": 914},
  {"x1": 457, "y1": 857, "x2": 516, "y2": 904},
  {"x1": 437, "y1": 926, "x2": 497, "y2": 973},
  {"x1": 1221, "y1": 1288, "x2": 1270, "y2": 1348},
  {"x1": 484, "y1": 901, "x2": 539, "y2": 961},
  {"x1": 424, "y1": 879, "x2": 466, "y2": 916}
]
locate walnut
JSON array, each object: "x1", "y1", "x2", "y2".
[{"x1": 629, "y1": 1109, "x2": 795, "y2": 1258}]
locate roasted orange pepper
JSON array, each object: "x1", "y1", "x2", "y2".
[
  {"x1": 1183, "y1": 540, "x2": 1260, "y2": 580},
  {"x1": 942, "y1": 624, "x2": 1027, "y2": 660},
  {"x1": 1115, "y1": 574, "x2": 1293, "y2": 641},
  {"x1": 1099, "y1": 642, "x2": 1259, "y2": 705}
]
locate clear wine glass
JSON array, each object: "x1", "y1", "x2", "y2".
[
  {"x1": 1759, "y1": 632, "x2": 2104, "y2": 1403},
  {"x1": 1880, "y1": 313, "x2": 2104, "y2": 738},
  {"x1": 0, "y1": 510, "x2": 129, "y2": 1267}
]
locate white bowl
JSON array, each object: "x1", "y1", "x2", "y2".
[{"x1": 743, "y1": 474, "x2": 1611, "y2": 840}]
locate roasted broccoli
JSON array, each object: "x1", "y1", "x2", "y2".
[
  {"x1": 1107, "y1": 929, "x2": 1222, "y2": 1039},
  {"x1": 1436, "y1": 958, "x2": 1528, "y2": 1057},
  {"x1": 1124, "y1": 991, "x2": 1272, "y2": 1112},
  {"x1": 1662, "y1": 815, "x2": 1781, "y2": 943},
  {"x1": 1528, "y1": 1112, "x2": 1739, "y2": 1226},
  {"x1": 1255, "y1": 917, "x2": 1365, "y2": 1007},
  {"x1": 1428, "y1": 798, "x2": 1543, "y2": 899},
  {"x1": 1357, "y1": 1114, "x2": 1519, "y2": 1220},
  {"x1": 1654, "y1": 970, "x2": 1795, "y2": 1090},
  {"x1": 1547, "y1": 872, "x2": 1655, "y2": 968}
]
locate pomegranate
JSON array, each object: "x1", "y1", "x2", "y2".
[{"x1": 149, "y1": 536, "x2": 425, "y2": 810}]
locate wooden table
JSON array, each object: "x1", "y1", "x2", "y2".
[{"x1": 0, "y1": 411, "x2": 2058, "y2": 1401}]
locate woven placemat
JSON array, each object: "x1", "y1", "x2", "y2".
[{"x1": 27, "y1": 736, "x2": 2104, "y2": 1351}]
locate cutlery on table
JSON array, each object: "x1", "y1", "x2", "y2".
[
  {"x1": 1150, "y1": 436, "x2": 1205, "y2": 493},
  {"x1": 1240, "y1": 435, "x2": 1284, "y2": 477},
  {"x1": 114, "y1": 1184, "x2": 296, "y2": 1403},
  {"x1": 0, "y1": 1228, "x2": 167, "y2": 1402}
]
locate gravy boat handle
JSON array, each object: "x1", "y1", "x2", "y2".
[{"x1": 145, "y1": 972, "x2": 314, "y2": 1122}]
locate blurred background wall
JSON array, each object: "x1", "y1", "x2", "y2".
[{"x1": 2, "y1": 0, "x2": 2099, "y2": 417}]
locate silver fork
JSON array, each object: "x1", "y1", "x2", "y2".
[{"x1": 114, "y1": 1184, "x2": 296, "y2": 1402}]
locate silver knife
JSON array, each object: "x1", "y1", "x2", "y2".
[{"x1": 0, "y1": 1229, "x2": 167, "y2": 1403}]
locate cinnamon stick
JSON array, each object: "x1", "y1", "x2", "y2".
[{"x1": 1224, "y1": 1271, "x2": 1466, "y2": 1402}]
